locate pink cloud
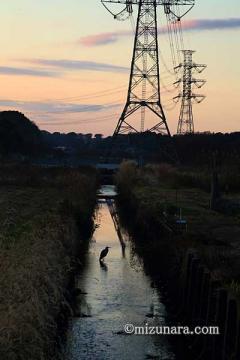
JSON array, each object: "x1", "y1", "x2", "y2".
[
  {"x1": 79, "y1": 31, "x2": 131, "y2": 47},
  {"x1": 79, "y1": 18, "x2": 240, "y2": 47}
]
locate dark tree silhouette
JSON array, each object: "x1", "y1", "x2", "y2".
[{"x1": 0, "y1": 111, "x2": 42, "y2": 157}]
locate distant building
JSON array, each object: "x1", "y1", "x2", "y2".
[{"x1": 95, "y1": 134, "x2": 103, "y2": 140}]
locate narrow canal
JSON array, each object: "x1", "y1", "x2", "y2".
[{"x1": 65, "y1": 186, "x2": 175, "y2": 360}]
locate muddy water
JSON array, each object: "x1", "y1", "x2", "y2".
[{"x1": 65, "y1": 186, "x2": 175, "y2": 360}]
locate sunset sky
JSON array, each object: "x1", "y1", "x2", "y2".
[{"x1": 0, "y1": 0, "x2": 239, "y2": 135}]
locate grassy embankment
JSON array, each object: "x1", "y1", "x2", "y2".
[
  {"x1": 0, "y1": 165, "x2": 97, "y2": 360},
  {"x1": 116, "y1": 161, "x2": 240, "y2": 293}
]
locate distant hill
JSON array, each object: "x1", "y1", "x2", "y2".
[{"x1": 0, "y1": 111, "x2": 42, "y2": 157}]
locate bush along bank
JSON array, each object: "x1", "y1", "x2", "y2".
[
  {"x1": 0, "y1": 166, "x2": 97, "y2": 360},
  {"x1": 115, "y1": 161, "x2": 240, "y2": 360}
]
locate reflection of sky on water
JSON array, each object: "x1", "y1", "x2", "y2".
[{"x1": 66, "y1": 189, "x2": 175, "y2": 360}]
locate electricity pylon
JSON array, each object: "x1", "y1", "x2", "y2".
[
  {"x1": 101, "y1": 1, "x2": 195, "y2": 138},
  {"x1": 174, "y1": 50, "x2": 206, "y2": 135}
]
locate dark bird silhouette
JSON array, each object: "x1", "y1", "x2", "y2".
[{"x1": 99, "y1": 246, "x2": 110, "y2": 261}]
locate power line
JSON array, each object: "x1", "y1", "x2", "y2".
[
  {"x1": 163, "y1": 104, "x2": 177, "y2": 111},
  {"x1": 159, "y1": 49, "x2": 176, "y2": 77},
  {"x1": 38, "y1": 112, "x2": 121, "y2": 126},
  {"x1": 52, "y1": 88, "x2": 126, "y2": 102},
  {"x1": 5, "y1": 84, "x2": 127, "y2": 104},
  {"x1": 42, "y1": 85, "x2": 127, "y2": 102},
  {"x1": 161, "y1": 77, "x2": 177, "y2": 94},
  {"x1": 175, "y1": 5, "x2": 185, "y2": 50}
]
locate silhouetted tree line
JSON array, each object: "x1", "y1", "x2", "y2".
[
  {"x1": 99, "y1": 132, "x2": 240, "y2": 167},
  {"x1": 174, "y1": 132, "x2": 240, "y2": 167},
  {"x1": 1, "y1": 111, "x2": 240, "y2": 168}
]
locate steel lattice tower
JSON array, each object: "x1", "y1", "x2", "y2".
[
  {"x1": 174, "y1": 50, "x2": 206, "y2": 135},
  {"x1": 101, "y1": 1, "x2": 195, "y2": 138},
  {"x1": 114, "y1": 2, "x2": 170, "y2": 136}
]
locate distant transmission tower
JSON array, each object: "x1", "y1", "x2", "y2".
[
  {"x1": 101, "y1": 1, "x2": 195, "y2": 139},
  {"x1": 174, "y1": 50, "x2": 206, "y2": 135}
]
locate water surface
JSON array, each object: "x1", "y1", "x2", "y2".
[{"x1": 65, "y1": 186, "x2": 175, "y2": 360}]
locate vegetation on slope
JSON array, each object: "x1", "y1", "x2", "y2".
[
  {"x1": 0, "y1": 111, "x2": 43, "y2": 157},
  {"x1": 0, "y1": 165, "x2": 97, "y2": 360},
  {"x1": 115, "y1": 161, "x2": 240, "y2": 284}
]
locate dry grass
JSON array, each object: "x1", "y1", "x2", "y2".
[
  {"x1": 0, "y1": 166, "x2": 97, "y2": 360},
  {"x1": 116, "y1": 161, "x2": 240, "y2": 284}
]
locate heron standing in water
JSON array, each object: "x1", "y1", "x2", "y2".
[{"x1": 99, "y1": 246, "x2": 110, "y2": 261}]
